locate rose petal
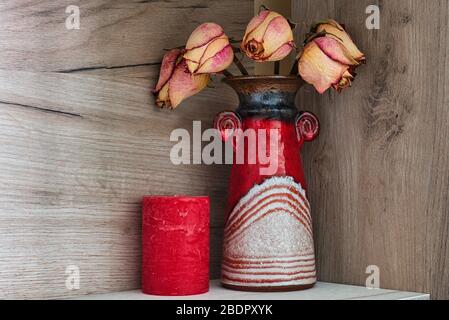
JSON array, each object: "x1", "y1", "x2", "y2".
[
  {"x1": 261, "y1": 15, "x2": 294, "y2": 60},
  {"x1": 184, "y1": 23, "x2": 232, "y2": 74},
  {"x1": 156, "y1": 82, "x2": 170, "y2": 107},
  {"x1": 242, "y1": 10, "x2": 271, "y2": 42},
  {"x1": 316, "y1": 20, "x2": 365, "y2": 61},
  {"x1": 196, "y1": 44, "x2": 234, "y2": 74},
  {"x1": 200, "y1": 37, "x2": 230, "y2": 63},
  {"x1": 184, "y1": 44, "x2": 203, "y2": 73},
  {"x1": 184, "y1": 36, "x2": 232, "y2": 73},
  {"x1": 298, "y1": 41, "x2": 349, "y2": 94},
  {"x1": 185, "y1": 23, "x2": 224, "y2": 50},
  {"x1": 185, "y1": 58, "x2": 200, "y2": 75},
  {"x1": 184, "y1": 37, "x2": 225, "y2": 68},
  {"x1": 314, "y1": 36, "x2": 359, "y2": 66},
  {"x1": 243, "y1": 11, "x2": 280, "y2": 43},
  {"x1": 169, "y1": 60, "x2": 210, "y2": 108},
  {"x1": 264, "y1": 41, "x2": 294, "y2": 62},
  {"x1": 242, "y1": 39, "x2": 265, "y2": 60},
  {"x1": 154, "y1": 49, "x2": 181, "y2": 92},
  {"x1": 332, "y1": 70, "x2": 354, "y2": 92}
]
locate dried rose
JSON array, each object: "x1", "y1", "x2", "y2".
[
  {"x1": 298, "y1": 39, "x2": 353, "y2": 93},
  {"x1": 154, "y1": 49, "x2": 210, "y2": 109},
  {"x1": 241, "y1": 10, "x2": 295, "y2": 62},
  {"x1": 183, "y1": 23, "x2": 234, "y2": 74},
  {"x1": 311, "y1": 19, "x2": 365, "y2": 63},
  {"x1": 298, "y1": 19, "x2": 365, "y2": 93}
]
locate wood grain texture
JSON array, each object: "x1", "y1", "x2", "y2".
[
  {"x1": 0, "y1": 0, "x2": 252, "y2": 299},
  {"x1": 293, "y1": 0, "x2": 449, "y2": 299}
]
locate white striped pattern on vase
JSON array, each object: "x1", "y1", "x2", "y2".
[{"x1": 222, "y1": 176, "x2": 316, "y2": 288}]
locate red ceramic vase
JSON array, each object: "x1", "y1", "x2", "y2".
[{"x1": 214, "y1": 76, "x2": 319, "y2": 292}]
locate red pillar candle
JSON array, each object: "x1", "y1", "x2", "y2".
[{"x1": 142, "y1": 196, "x2": 210, "y2": 296}]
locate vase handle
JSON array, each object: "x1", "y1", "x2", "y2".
[
  {"x1": 296, "y1": 111, "x2": 319, "y2": 146},
  {"x1": 214, "y1": 111, "x2": 242, "y2": 143}
]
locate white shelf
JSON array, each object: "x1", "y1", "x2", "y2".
[{"x1": 74, "y1": 280, "x2": 429, "y2": 300}]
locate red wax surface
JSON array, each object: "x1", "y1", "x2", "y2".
[
  {"x1": 227, "y1": 118, "x2": 306, "y2": 216},
  {"x1": 142, "y1": 196, "x2": 210, "y2": 296}
]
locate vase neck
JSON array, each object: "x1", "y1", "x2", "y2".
[
  {"x1": 236, "y1": 91, "x2": 298, "y2": 119},
  {"x1": 224, "y1": 76, "x2": 303, "y2": 120}
]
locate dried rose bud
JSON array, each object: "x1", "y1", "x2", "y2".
[
  {"x1": 241, "y1": 10, "x2": 295, "y2": 62},
  {"x1": 312, "y1": 19, "x2": 365, "y2": 63},
  {"x1": 154, "y1": 49, "x2": 210, "y2": 109},
  {"x1": 298, "y1": 38, "x2": 355, "y2": 93},
  {"x1": 298, "y1": 19, "x2": 365, "y2": 93},
  {"x1": 183, "y1": 23, "x2": 234, "y2": 74},
  {"x1": 154, "y1": 49, "x2": 182, "y2": 93}
]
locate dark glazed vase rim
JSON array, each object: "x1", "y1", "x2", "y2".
[
  {"x1": 223, "y1": 76, "x2": 302, "y2": 120},
  {"x1": 223, "y1": 75, "x2": 304, "y2": 94}
]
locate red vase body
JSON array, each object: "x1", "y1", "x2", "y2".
[{"x1": 215, "y1": 76, "x2": 319, "y2": 292}]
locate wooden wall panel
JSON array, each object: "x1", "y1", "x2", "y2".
[
  {"x1": 0, "y1": 0, "x2": 252, "y2": 299},
  {"x1": 293, "y1": 0, "x2": 449, "y2": 299}
]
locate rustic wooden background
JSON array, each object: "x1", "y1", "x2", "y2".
[
  {"x1": 0, "y1": 0, "x2": 252, "y2": 299},
  {"x1": 1, "y1": 0, "x2": 448, "y2": 300},
  {"x1": 294, "y1": 0, "x2": 449, "y2": 299}
]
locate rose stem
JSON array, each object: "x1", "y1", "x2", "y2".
[
  {"x1": 221, "y1": 70, "x2": 234, "y2": 77},
  {"x1": 233, "y1": 55, "x2": 249, "y2": 76},
  {"x1": 274, "y1": 61, "x2": 280, "y2": 75},
  {"x1": 163, "y1": 45, "x2": 184, "y2": 51},
  {"x1": 259, "y1": 4, "x2": 269, "y2": 13},
  {"x1": 289, "y1": 59, "x2": 299, "y2": 75}
]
